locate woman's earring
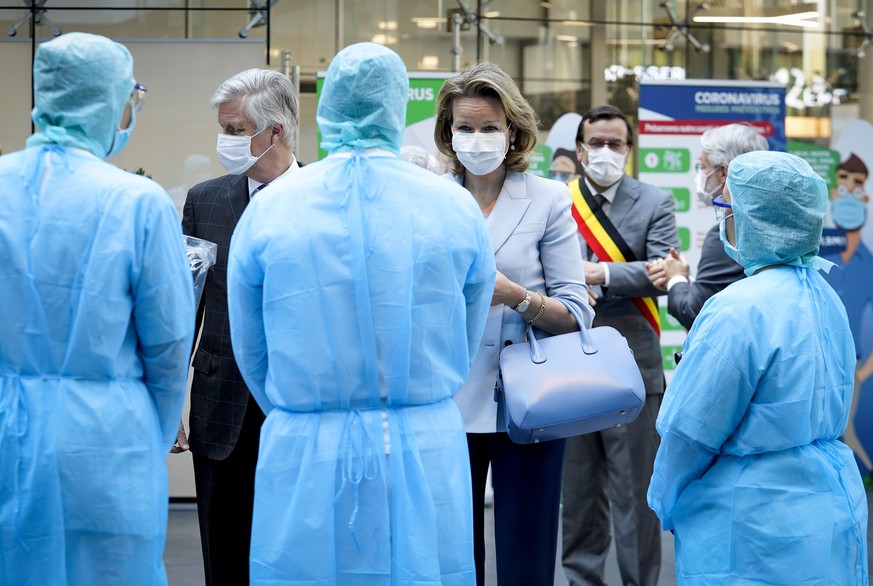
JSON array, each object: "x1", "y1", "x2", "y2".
[{"x1": 510, "y1": 142, "x2": 516, "y2": 151}]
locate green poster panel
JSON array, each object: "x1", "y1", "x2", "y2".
[
  {"x1": 787, "y1": 139, "x2": 840, "y2": 190},
  {"x1": 529, "y1": 144, "x2": 552, "y2": 178},
  {"x1": 663, "y1": 186, "x2": 691, "y2": 213},
  {"x1": 660, "y1": 344, "x2": 684, "y2": 372},
  {"x1": 638, "y1": 148, "x2": 692, "y2": 173}
]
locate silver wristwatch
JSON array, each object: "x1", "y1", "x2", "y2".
[{"x1": 513, "y1": 290, "x2": 532, "y2": 313}]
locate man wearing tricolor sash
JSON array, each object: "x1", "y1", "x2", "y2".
[{"x1": 561, "y1": 105, "x2": 679, "y2": 586}]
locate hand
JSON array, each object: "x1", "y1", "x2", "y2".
[
  {"x1": 587, "y1": 289, "x2": 598, "y2": 307},
  {"x1": 646, "y1": 258, "x2": 667, "y2": 292},
  {"x1": 661, "y1": 248, "x2": 689, "y2": 281},
  {"x1": 170, "y1": 420, "x2": 189, "y2": 454},
  {"x1": 582, "y1": 260, "x2": 606, "y2": 285},
  {"x1": 857, "y1": 356, "x2": 873, "y2": 385},
  {"x1": 491, "y1": 270, "x2": 526, "y2": 307}
]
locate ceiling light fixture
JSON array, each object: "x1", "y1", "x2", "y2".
[
  {"x1": 693, "y1": 11, "x2": 819, "y2": 28},
  {"x1": 412, "y1": 17, "x2": 445, "y2": 29}
]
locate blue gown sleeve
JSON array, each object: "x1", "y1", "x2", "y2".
[
  {"x1": 132, "y1": 194, "x2": 196, "y2": 448},
  {"x1": 463, "y1": 220, "x2": 497, "y2": 366},
  {"x1": 227, "y1": 206, "x2": 272, "y2": 414},
  {"x1": 647, "y1": 330, "x2": 756, "y2": 530}
]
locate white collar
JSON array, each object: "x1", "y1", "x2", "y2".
[
  {"x1": 584, "y1": 175, "x2": 622, "y2": 203},
  {"x1": 248, "y1": 157, "x2": 299, "y2": 197}
]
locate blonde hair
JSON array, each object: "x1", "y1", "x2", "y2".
[{"x1": 434, "y1": 61, "x2": 539, "y2": 175}]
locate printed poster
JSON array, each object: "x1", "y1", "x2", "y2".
[{"x1": 637, "y1": 80, "x2": 786, "y2": 375}]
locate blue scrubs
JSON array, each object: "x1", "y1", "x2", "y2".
[
  {"x1": 0, "y1": 146, "x2": 194, "y2": 584},
  {"x1": 228, "y1": 152, "x2": 495, "y2": 585},
  {"x1": 648, "y1": 265, "x2": 868, "y2": 584}
]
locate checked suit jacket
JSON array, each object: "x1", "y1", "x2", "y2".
[{"x1": 182, "y1": 173, "x2": 263, "y2": 460}]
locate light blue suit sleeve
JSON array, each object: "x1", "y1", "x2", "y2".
[
  {"x1": 227, "y1": 204, "x2": 272, "y2": 415},
  {"x1": 132, "y1": 194, "x2": 196, "y2": 448},
  {"x1": 542, "y1": 182, "x2": 594, "y2": 328},
  {"x1": 464, "y1": 216, "x2": 497, "y2": 366}
]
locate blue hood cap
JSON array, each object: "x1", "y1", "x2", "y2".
[
  {"x1": 317, "y1": 42, "x2": 409, "y2": 154},
  {"x1": 727, "y1": 151, "x2": 832, "y2": 276},
  {"x1": 27, "y1": 32, "x2": 135, "y2": 159}
]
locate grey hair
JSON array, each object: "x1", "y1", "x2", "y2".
[
  {"x1": 701, "y1": 123, "x2": 769, "y2": 168},
  {"x1": 210, "y1": 68, "x2": 299, "y2": 150}
]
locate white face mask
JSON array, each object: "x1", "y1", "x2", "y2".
[
  {"x1": 452, "y1": 131, "x2": 507, "y2": 176},
  {"x1": 216, "y1": 128, "x2": 274, "y2": 175},
  {"x1": 583, "y1": 145, "x2": 626, "y2": 187},
  {"x1": 694, "y1": 168, "x2": 720, "y2": 206}
]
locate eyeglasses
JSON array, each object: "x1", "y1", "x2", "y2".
[
  {"x1": 130, "y1": 83, "x2": 148, "y2": 113},
  {"x1": 713, "y1": 193, "x2": 733, "y2": 222},
  {"x1": 694, "y1": 162, "x2": 713, "y2": 173},
  {"x1": 585, "y1": 138, "x2": 627, "y2": 152},
  {"x1": 836, "y1": 184, "x2": 865, "y2": 199}
]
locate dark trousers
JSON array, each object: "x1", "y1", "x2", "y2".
[
  {"x1": 192, "y1": 395, "x2": 263, "y2": 586},
  {"x1": 467, "y1": 432, "x2": 566, "y2": 586},
  {"x1": 562, "y1": 394, "x2": 663, "y2": 586}
]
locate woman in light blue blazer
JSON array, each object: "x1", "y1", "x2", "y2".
[{"x1": 435, "y1": 61, "x2": 594, "y2": 586}]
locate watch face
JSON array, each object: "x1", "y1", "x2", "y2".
[{"x1": 515, "y1": 292, "x2": 531, "y2": 313}]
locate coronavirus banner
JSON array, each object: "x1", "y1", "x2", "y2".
[{"x1": 637, "y1": 80, "x2": 786, "y2": 374}]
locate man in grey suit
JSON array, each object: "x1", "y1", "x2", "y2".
[
  {"x1": 562, "y1": 105, "x2": 678, "y2": 586},
  {"x1": 646, "y1": 124, "x2": 768, "y2": 329},
  {"x1": 175, "y1": 68, "x2": 300, "y2": 586}
]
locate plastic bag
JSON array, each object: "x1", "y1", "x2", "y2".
[{"x1": 184, "y1": 235, "x2": 217, "y2": 308}]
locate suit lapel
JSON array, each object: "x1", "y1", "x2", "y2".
[
  {"x1": 487, "y1": 172, "x2": 531, "y2": 254},
  {"x1": 226, "y1": 174, "x2": 250, "y2": 226},
  {"x1": 607, "y1": 176, "x2": 639, "y2": 228}
]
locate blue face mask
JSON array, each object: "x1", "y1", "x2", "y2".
[
  {"x1": 107, "y1": 107, "x2": 136, "y2": 158},
  {"x1": 719, "y1": 215, "x2": 742, "y2": 265},
  {"x1": 831, "y1": 192, "x2": 867, "y2": 231},
  {"x1": 550, "y1": 171, "x2": 574, "y2": 183}
]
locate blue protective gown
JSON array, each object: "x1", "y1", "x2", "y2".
[
  {"x1": 648, "y1": 265, "x2": 868, "y2": 585},
  {"x1": 228, "y1": 152, "x2": 495, "y2": 585},
  {"x1": 0, "y1": 146, "x2": 194, "y2": 585}
]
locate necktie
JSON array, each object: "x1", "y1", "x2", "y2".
[
  {"x1": 588, "y1": 194, "x2": 607, "y2": 262},
  {"x1": 251, "y1": 183, "x2": 268, "y2": 198},
  {"x1": 594, "y1": 193, "x2": 607, "y2": 213}
]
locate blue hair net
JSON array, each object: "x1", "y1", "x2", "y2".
[
  {"x1": 727, "y1": 151, "x2": 832, "y2": 276},
  {"x1": 317, "y1": 43, "x2": 408, "y2": 154},
  {"x1": 27, "y1": 32, "x2": 135, "y2": 159}
]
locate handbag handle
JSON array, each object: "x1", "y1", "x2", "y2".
[{"x1": 527, "y1": 300, "x2": 596, "y2": 364}]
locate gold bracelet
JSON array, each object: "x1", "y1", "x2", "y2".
[{"x1": 526, "y1": 292, "x2": 547, "y2": 326}]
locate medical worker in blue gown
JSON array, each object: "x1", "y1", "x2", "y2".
[
  {"x1": 648, "y1": 151, "x2": 869, "y2": 585},
  {"x1": 227, "y1": 43, "x2": 496, "y2": 585},
  {"x1": 0, "y1": 33, "x2": 194, "y2": 585}
]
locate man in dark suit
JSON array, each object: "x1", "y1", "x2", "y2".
[
  {"x1": 175, "y1": 68, "x2": 300, "y2": 586},
  {"x1": 646, "y1": 123, "x2": 768, "y2": 329},
  {"x1": 562, "y1": 105, "x2": 678, "y2": 586}
]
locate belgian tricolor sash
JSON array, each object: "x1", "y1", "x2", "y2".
[{"x1": 569, "y1": 178, "x2": 661, "y2": 336}]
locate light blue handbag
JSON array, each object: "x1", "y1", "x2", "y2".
[{"x1": 496, "y1": 302, "x2": 646, "y2": 444}]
